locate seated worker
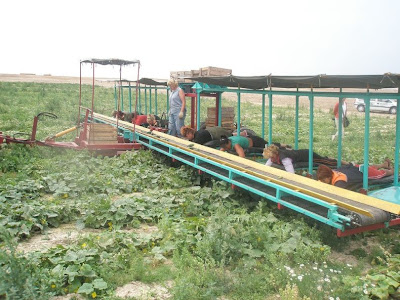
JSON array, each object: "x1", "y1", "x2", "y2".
[
  {"x1": 147, "y1": 114, "x2": 168, "y2": 128},
  {"x1": 180, "y1": 126, "x2": 233, "y2": 145},
  {"x1": 316, "y1": 159, "x2": 395, "y2": 189},
  {"x1": 220, "y1": 135, "x2": 287, "y2": 158},
  {"x1": 112, "y1": 110, "x2": 134, "y2": 123},
  {"x1": 147, "y1": 114, "x2": 161, "y2": 127},
  {"x1": 133, "y1": 113, "x2": 148, "y2": 126},
  {"x1": 112, "y1": 110, "x2": 125, "y2": 119},
  {"x1": 263, "y1": 144, "x2": 346, "y2": 173},
  {"x1": 123, "y1": 112, "x2": 134, "y2": 123}
]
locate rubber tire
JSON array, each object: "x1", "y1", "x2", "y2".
[
  {"x1": 389, "y1": 107, "x2": 396, "y2": 114},
  {"x1": 357, "y1": 105, "x2": 365, "y2": 112}
]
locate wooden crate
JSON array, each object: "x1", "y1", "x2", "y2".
[
  {"x1": 170, "y1": 70, "x2": 201, "y2": 78},
  {"x1": 87, "y1": 123, "x2": 118, "y2": 145},
  {"x1": 200, "y1": 66, "x2": 232, "y2": 76},
  {"x1": 205, "y1": 107, "x2": 235, "y2": 130},
  {"x1": 207, "y1": 107, "x2": 234, "y2": 117},
  {"x1": 170, "y1": 66, "x2": 232, "y2": 83}
]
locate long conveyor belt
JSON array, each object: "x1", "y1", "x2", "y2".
[{"x1": 92, "y1": 113, "x2": 400, "y2": 234}]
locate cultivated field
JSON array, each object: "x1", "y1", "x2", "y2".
[{"x1": 0, "y1": 78, "x2": 399, "y2": 300}]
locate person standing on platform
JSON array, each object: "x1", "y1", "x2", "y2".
[{"x1": 167, "y1": 78, "x2": 186, "y2": 137}]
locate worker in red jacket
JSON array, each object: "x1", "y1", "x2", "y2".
[{"x1": 133, "y1": 113, "x2": 148, "y2": 126}]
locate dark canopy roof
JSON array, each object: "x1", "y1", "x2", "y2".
[
  {"x1": 112, "y1": 78, "x2": 167, "y2": 86},
  {"x1": 81, "y1": 58, "x2": 140, "y2": 66},
  {"x1": 189, "y1": 74, "x2": 400, "y2": 90},
  {"x1": 138, "y1": 78, "x2": 167, "y2": 86}
]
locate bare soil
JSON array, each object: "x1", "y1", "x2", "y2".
[
  {"x1": 16, "y1": 224, "x2": 102, "y2": 254},
  {"x1": 115, "y1": 281, "x2": 172, "y2": 299},
  {"x1": 0, "y1": 73, "x2": 115, "y2": 87},
  {"x1": 17, "y1": 223, "x2": 159, "y2": 254}
]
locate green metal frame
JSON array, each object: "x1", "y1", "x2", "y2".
[
  {"x1": 92, "y1": 115, "x2": 351, "y2": 230},
  {"x1": 114, "y1": 83, "x2": 168, "y2": 116},
  {"x1": 113, "y1": 80, "x2": 400, "y2": 194},
  {"x1": 192, "y1": 82, "x2": 400, "y2": 191}
]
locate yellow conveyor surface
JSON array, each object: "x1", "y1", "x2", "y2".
[{"x1": 94, "y1": 112, "x2": 400, "y2": 217}]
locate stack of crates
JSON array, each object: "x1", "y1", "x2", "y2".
[
  {"x1": 206, "y1": 107, "x2": 235, "y2": 131},
  {"x1": 170, "y1": 66, "x2": 232, "y2": 83},
  {"x1": 86, "y1": 123, "x2": 118, "y2": 144}
]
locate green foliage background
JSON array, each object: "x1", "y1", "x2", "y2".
[{"x1": 0, "y1": 82, "x2": 399, "y2": 300}]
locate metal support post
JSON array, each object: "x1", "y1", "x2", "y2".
[
  {"x1": 363, "y1": 95, "x2": 371, "y2": 190},
  {"x1": 261, "y1": 93, "x2": 265, "y2": 139},
  {"x1": 308, "y1": 94, "x2": 314, "y2": 174},
  {"x1": 295, "y1": 91, "x2": 299, "y2": 150},
  {"x1": 268, "y1": 93, "x2": 273, "y2": 146}
]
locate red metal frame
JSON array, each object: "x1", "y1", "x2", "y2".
[
  {"x1": 2, "y1": 59, "x2": 142, "y2": 156},
  {"x1": 0, "y1": 107, "x2": 141, "y2": 155},
  {"x1": 337, "y1": 217, "x2": 400, "y2": 237},
  {"x1": 149, "y1": 126, "x2": 168, "y2": 133},
  {"x1": 215, "y1": 93, "x2": 220, "y2": 126},
  {"x1": 0, "y1": 132, "x2": 36, "y2": 146},
  {"x1": 184, "y1": 92, "x2": 220, "y2": 129}
]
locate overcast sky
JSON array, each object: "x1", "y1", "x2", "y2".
[{"x1": 2, "y1": 0, "x2": 399, "y2": 81}]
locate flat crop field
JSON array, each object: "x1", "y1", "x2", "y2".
[{"x1": 0, "y1": 81, "x2": 399, "y2": 300}]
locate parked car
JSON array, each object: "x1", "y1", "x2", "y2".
[{"x1": 354, "y1": 98, "x2": 397, "y2": 114}]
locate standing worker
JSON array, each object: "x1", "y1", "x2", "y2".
[
  {"x1": 167, "y1": 78, "x2": 186, "y2": 137},
  {"x1": 332, "y1": 98, "x2": 347, "y2": 142}
]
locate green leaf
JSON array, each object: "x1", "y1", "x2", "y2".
[
  {"x1": 269, "y1": 242, "x2": 281, "y2": 252},
  {"x1": 98, "y1": 236, "x2": 114, "y2": 248},
  {"x1": 243, "y1": 248, "x2": 264, "y2": 258},
  {"x1": 369, "y1": 274, "x2": 387, "y2": 282},
  {"x1": 281, "y1": 240, "x2": 297, "y2": 253},
  {"x1": 77, "y1": 282, "x2": 94, "y2": 294},
  {"x1": 76, "y1": 219, "x2": 86, "y2": 230},
  {"x1": 64, "y1": 250, "x2": 78, "y2": 262},
  {"x1": 265, "y1": 213, "x2": 278, "y2": 223},
  {"x1": 46, "y1": 212, "x2": 58, "y2": 218},
  {"x1": 93, "y1": 278, "x2": 108, "y2": 290},
  {"x1": 51, "y1": 264, "x2": 64, "y2": 276},
  {"x1": 19, "y1": 223, "x2": 30, "y2": 236},
  {"x1": 387, "y1": 271, "x2": 400, "y2": 283},
  {"x1": 371, "y1": 286, "x2": 389, "y2": 299},
  {"x1": 68, "y1": 278, "x2": 82, "y2": 293},
  {"x1": 65, "y1": 265, "x2": 80, "y2": 282},
  {"x1": 80, "y1": 264, "x2": 96, "y2": 277},
  {"x1": 219, "y1": 191, "x2": 231, "y2": 199},
  {"x1": 383, "y1": 276, "x2": 400, "y2": 288}
]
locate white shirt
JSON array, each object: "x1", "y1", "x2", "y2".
[
  {"x1": 265, "y1": 157, "x2": 295, "y2": 173},
  {"x1": 342, "y1": 102, "x2": 347, "y2": 117}
]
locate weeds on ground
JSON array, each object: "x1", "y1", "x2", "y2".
[{"x1": 1, "y1": 82, "x2": 400, "y2": 299}]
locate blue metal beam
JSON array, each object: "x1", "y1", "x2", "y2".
[
  {"x1": 295, "y1": 94, "x2": 299, "y2": 150},
  {"x1": 363, "y1": 96, "x2": 371, "y2": 190},
  {"x1": 131, "y1": 130, "x2": 348, "y2": 230},
  {"x1": 308, "y1": 95, "x2": 314, "y2": 174},
  {"x1": 268, "y1": 93, "x2": 272, "y2": 146},
  {"x1": 261, "y1": 93, "x2": 265, "y2": 139}
]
